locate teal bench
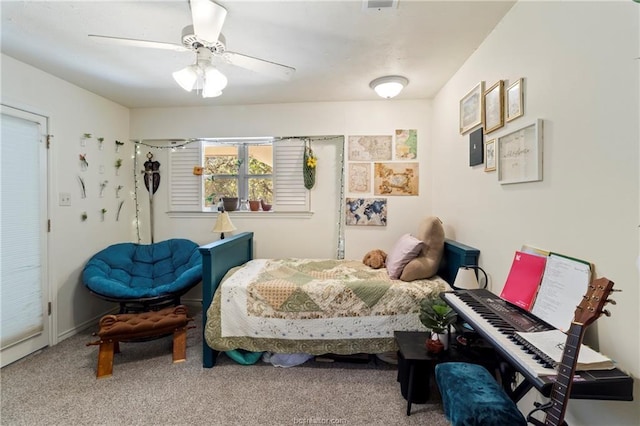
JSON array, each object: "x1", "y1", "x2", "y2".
[{"x1": 435, "y1": 362, "x2": 526, "y2": 426}]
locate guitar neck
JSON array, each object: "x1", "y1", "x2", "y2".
[{"x1": 544, "y1": 322, "x2": 586, "y2": 426}]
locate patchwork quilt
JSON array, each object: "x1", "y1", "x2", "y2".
[{"x1": 205, "y1": 258, "x2": 450, "y2": 355}]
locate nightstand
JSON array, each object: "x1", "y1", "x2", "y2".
[{"x1": 394, "y1": 331, "x2": 439, "y2": 416}]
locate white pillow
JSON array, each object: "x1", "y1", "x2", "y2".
[{"x1": 386, "y1": 233, "x2": 424, "y2": 279}]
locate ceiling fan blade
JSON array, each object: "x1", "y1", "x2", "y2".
[
  {"x1": 222, "y1": 51, "x2": 295, "y2": 81},
  {"x1": 89, "y1": 34, "x2": 189, "y2": 52},
  {"x1": 190, "y1": 0, "x2": 227, "y2": 44}
]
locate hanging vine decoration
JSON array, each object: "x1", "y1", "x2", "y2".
[{"x1": 303, "y1": 139, "x2": 317, "y2": 190}]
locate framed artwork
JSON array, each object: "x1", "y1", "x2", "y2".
[
  {"x1": 373, "y1": 162, "x2": 419, "y2": 196},
  {"x1": 395, "y1": 129, "x2": 417, "y2": 159},
  {"x1": 497, "y1": 119, "x2": 543, "y2": 184},
  {"x1": 506, "y1": 78, "x2": 524, "y2": 122},
  {"x1": 348, "y1": 135, "x2": 392, "y2": 161},
  {"x1": 348, "y1": 163, "x2": 371, "y2": 193},
  {"x1": 483, "y1": 80, "x2": 504, "y2": 134},
  {"x1": 469, "y1": 127, "x2": 483, "y2": 166},
  {"x1": 459, "y1": 82, "x2": 484, "y2": 134},
  {"x1": 484, "y1": 139, "x2": 496, "y2": 172},
  {"x1": 345, "y1": 198, "x2": 387, "y2": 226}
]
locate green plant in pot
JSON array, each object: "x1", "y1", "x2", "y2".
[{"x1": 419, "y1": 295, "x2": 457, "y2": 353}]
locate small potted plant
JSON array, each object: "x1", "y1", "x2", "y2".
[
  {"x1": 97, "y1": 137, "x2": 104, "y2": 150},
  {"x1": 248, "y1": 186, "x2": 261, "y2": 211},
  {"x1": 99, "y1": 180, "x2": 108, "y2": 198},
  {"x1": 81, "y1": 133, "x2": 92, "y2": 147},
  {"x1": 79, "y1": 153, "x2": 89, "y2": 171},
  {"x1": 222, "y1": 196, "x2": 239, "y2": 212},
  {"x1": 115, "y1": 140, "x2": 124, "y2": 153},
  {"x1": 419, "y1": 295, "x2": 457, "y2": 353},
  {"x1": 115, "y1": 158, "x2": 123, "y2": 175}
]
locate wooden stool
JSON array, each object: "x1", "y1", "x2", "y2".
[{"x1": 87, "y1": 305, "x2": 193, "y2": 378}]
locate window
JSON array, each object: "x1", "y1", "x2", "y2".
[
  {"x1": 203, "y1": 142, "x2": 273, "y2": 207},
  {"x1": 169, "y1": 138, "x2": 309, "y2": 212}
]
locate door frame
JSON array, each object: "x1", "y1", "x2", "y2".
[{"x1": 1, "y1": 103, "x2": 52, "y2": 366}]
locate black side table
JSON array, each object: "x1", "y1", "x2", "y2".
[
  {"x1": 394, "y1": 330, "x2": 438, "y2": 416},
  {"x1": 395, "y1": 330, "x2": 500, "y2": 416}
]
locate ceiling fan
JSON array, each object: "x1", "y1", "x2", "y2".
[{"x1": 88, "y1": 0, "x2": 295, "y2": 97}]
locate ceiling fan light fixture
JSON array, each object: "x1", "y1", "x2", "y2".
[
  {"x1": 173, "y1": 65, "x2": 199, "y2": 91},
  {"x1": 202, "y1": 66, "x2": 228, "y2": 98},
  {"x1": 369, "y1": 75, "x2": 409, "y2": 99}
]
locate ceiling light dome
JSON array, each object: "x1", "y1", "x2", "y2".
[{"x1": 370, "y1": 75, "x2": 409, "y2": 99}]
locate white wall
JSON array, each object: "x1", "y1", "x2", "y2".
[
  {"x1": 431, "y1": 2, "x2": 639, "y2": 425},
  {"x1": 1, "y1": 54, "x2": 133, "y2": 341},
  {"x1": 130, "y1": 100, "x2": 434, "y2": 259}
]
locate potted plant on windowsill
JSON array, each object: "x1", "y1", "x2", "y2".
[
  {"x1": 248, "y1": 186, "x2": 260, "y2": 211},
  {"x1": 419, "y1": 295, "x2": 458, "y2": 354},
  {"x1": 221, "y1": 196, "x2": 239, "y2": 212}
]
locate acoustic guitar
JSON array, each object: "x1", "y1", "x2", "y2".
[{"x1": 527, "y1": 277, "x2": 616, "y2": 426}]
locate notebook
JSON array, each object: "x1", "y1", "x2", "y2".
[{"x1": 500, "y1": 251, "x2": 547, "y2": 310}]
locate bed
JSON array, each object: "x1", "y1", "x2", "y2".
[{"x1": 198, "y1": 232, "x2": 480, "y2": 368}]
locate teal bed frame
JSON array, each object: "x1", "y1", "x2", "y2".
[{"x1": 198, "y1": 232, "x2": 480, "y2": 368}]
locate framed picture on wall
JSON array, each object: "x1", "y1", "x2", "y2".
[
  {"x1": 345, "y1": 198, "x2": 387, "y2": 226},
  {"x1": 484, "y1": 138, "x2": 496, "y2": 172},
  {"x1": 459, "y1": 81, "x2": 484, "y2": 135},
  {"x1": 497, "y1": 119, "x2": 543, "y2": 184},
  {"x1": 506, "y1": 78, "x2": 524, "y2": 122},
  {"x1": 469, "y1": 127, "x2": 484, "y2": 166},
  {"x1": 483, "y1": 80, "x2": 504, "y2": 134}
]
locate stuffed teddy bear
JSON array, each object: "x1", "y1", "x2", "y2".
[{"x1": 363, "y1": 249, "x2": 387, "y2": 269}]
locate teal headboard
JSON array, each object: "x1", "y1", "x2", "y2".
[{"x1": 199, "y1": 232, "x2": 254, "y2": 367}]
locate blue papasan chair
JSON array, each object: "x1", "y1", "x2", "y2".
[{"x1": 82, "y1": 239, "x2": 202, "y2": 313}]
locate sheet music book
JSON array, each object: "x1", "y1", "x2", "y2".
[
  {"x1": 514, "y1": 329, "x2": 614, "y2": 371},
  {"x1": 499, "y1": 251, "x2": 547, "y2": 310},
  {"x1": 530, "y1": 253, "x2": 592, "y2": 331}
]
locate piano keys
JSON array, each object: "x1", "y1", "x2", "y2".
[{"x1": 442, "y1": 288, "x2": 633, "y2": 402}]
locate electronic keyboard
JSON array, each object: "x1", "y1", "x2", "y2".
[{"x1": 442, "y1": 289, "x2": 633, "y2": 402}]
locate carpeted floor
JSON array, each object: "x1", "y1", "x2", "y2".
[{"x1": 1, "y1": 306, "x2": 449, "y2": 425}]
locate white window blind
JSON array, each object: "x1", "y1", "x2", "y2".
[
  {"x1": 273, "y1": 139, "x2": 308, "y2": 211},
  {"x1": 1, "y1": 113, "x2": 44, "y2": 349},
  {"x1": 168, "y1": 143, "x2": 202, "y2": 212}
]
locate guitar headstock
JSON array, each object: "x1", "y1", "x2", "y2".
[{"x1": 574, "y1": 277, "x2": 616, "y2": 326}]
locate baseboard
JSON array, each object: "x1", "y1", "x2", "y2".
[
  {"x1": 57, "y1": 307, "x2": 117, "y2": 342},
  {"x1": 181, "y1": 297, "x2": 203, "y2": 311}
]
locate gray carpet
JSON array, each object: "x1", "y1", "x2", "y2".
[{"x1": 1, "y1": 305, "x2": 449, "y2": 425}]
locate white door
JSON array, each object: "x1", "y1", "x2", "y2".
[{"x1": 1, "y1": 105, "x2": 50, "y2": 367}]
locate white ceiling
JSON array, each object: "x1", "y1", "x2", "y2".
[{"x1": 1, "y1": 0, "x2": 515, "y2": 108}]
